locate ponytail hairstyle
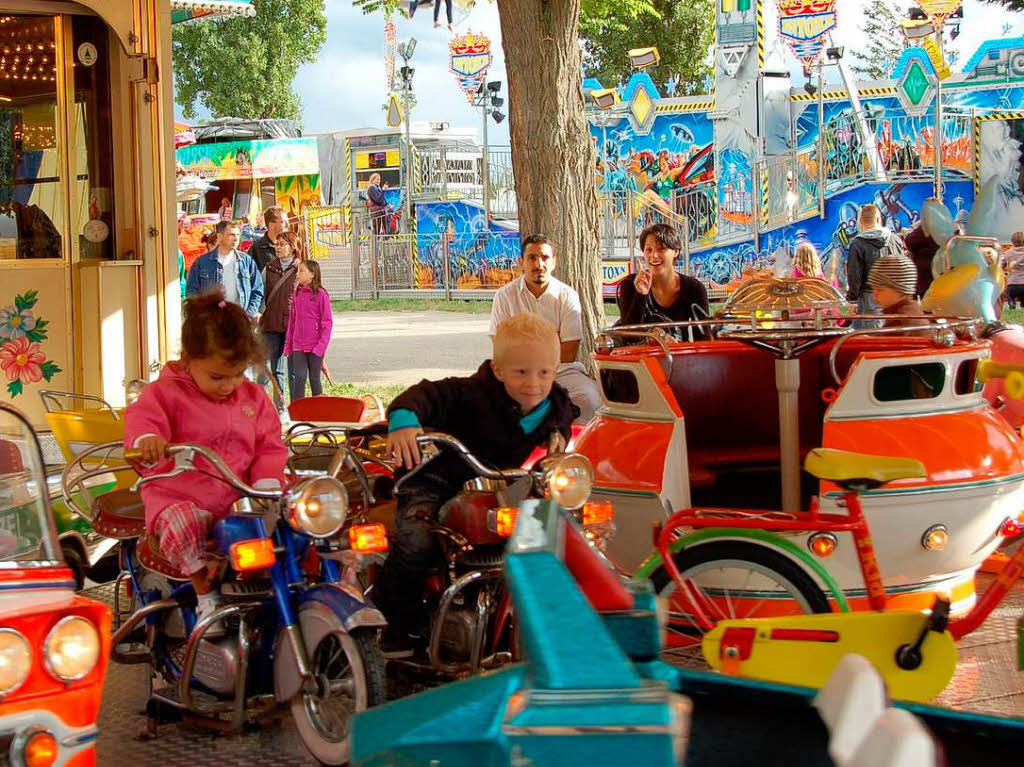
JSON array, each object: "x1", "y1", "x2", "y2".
[{"x1": 181, "y1": 289, "x2": 265, "y2": 366}]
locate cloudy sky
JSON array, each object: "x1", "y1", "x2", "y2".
[{"x1": 178, "y1": 0, "x2": 1024, "y2": 143}]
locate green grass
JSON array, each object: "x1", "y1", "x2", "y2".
[
  {"x1": 1003, "y1": 308, "x2": 1024, "y2": 325},
  {"x1": 324, "y1": 381, "x2": 407, "y2": 409},
  {"x1": 331, "y1": 298, "x2": 493, "y2": 313},
  {"x1": 332, "y1": 297, "x2": 620, "y2": 316}
]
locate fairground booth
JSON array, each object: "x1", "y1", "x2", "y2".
[{"x1": 0, "y1": 0, "x2": 251, "y2": 425}]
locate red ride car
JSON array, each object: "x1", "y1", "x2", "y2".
[{"x1": 0, "y1": 403, "x2": 110, "y2": 767}]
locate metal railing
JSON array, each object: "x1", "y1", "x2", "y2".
[
  {"x1": 819, "y1": 111, "x2": 974, "y2": 193},
  {"x1": 413, "y1": 143, "x2": 518, "y2": 220},
  {"x1": 350, "y1": 211, "x2": 521, "y2": 298},
  {"x1": 759, "y1": 151, "x2": 822, "y2": 231}
]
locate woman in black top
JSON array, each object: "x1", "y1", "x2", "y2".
[{"x1": 617, "y1": 222, "x2": 710, "y2": 340}]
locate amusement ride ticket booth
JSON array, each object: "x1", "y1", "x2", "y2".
[{"x1": 0, "y1": 0, "x2": 250, "y2": 424}]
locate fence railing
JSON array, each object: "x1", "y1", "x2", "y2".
[
  {"x1": 759, "y1": 151, "x2": 821, "y2": 232},
  {"x1": 413, "y1": 143, "x2": 518, "y2": 220},
  {"x1": 820, "y1": 112, "x2": 974, "y2": 193},
  {"x1": 349, "y1": 212, "x2": 521, "y2": 298}
]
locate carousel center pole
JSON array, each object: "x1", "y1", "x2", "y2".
[{"x1": 776, "y1": 356, "x2": 802, "y2": 512}]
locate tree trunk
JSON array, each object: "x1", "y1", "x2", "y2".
[{"x1": 497, "y1": 0, "x2": 604, "y2": 366}]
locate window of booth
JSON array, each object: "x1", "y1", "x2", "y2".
[
  {"x1": 70, "y1": 14, "x2": 115, "y2": 260},
  {"x1": 0, "y1": 15, "x2": 64, "y2": 260}
]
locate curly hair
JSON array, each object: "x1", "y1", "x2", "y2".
[{"x1": 181, "y1": 289, "x2": 265, "y2": 366}]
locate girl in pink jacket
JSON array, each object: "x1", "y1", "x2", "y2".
[
  {"x1": 284, "y1": 259, "x2": 333, "y2": 403},
  {"x1": 125, "y1": 291, "x2": 287, "y2": 632}
]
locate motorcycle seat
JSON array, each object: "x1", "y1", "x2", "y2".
[
  {"x1": 91, "y1": 488, "x2": 146, "y2": 539},
  {"x1": 137, "y1": 533, "x2": 191, "y2": 581}
]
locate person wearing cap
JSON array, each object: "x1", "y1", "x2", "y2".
[{"x1": 866, "y1": 253, "x2": 931, "y2": 336}]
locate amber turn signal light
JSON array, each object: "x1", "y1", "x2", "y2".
[
  {"x1": 582, "y1": 501, "x2": 615, "y2": 526},
  {"x1": 349, "y1": 523, "x2": 389, "y2": 553},
  {"x1": 23, "y1": 731, "x2": 58, "y2": 767},
  {"x1": 808, "y1": 532, "x2": 837, "y2": 558},
  {"x1": 230, "y1": 538, "x2": 276, "y2": 571},
  {"x1": 492, "y1": 507, "x2": 519, "y2": 537}
]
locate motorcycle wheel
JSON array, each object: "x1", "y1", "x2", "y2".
[{"x1": 290, "y1": 626, "x2": 386, "y2": 765}]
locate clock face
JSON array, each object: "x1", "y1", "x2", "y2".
[{"x1": 83, "y1": 219, "x2": 109, "y2": 243}]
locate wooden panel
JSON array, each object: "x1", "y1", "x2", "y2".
[{"x1": 0, "y1": 267, "x2": 72, "y2": 426}]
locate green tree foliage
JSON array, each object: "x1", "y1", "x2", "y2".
[
  {"x1": 579, "y1": 0, "x2": 714, "y2": 96},
  {"x1": 850, "y1": 0, "x2": 908, "y2": 80},
  {"x1": 173, "y1": 0, "x2": 328, "y2": 121}
]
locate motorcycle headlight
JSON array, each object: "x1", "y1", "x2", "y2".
[
  {"x1": 0, "y1": 628, "x2": 31, "y2": 694},
  {"x1": 287, "y1": 476, "x2": 349, "y2": 538},
  {"x1": 44, "y1": 616, "x2": 99, "y2": 682},
  {"x1": 545, "y1": 453, "x2": 594, "y2": 510}
]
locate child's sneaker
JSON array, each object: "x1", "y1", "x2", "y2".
[{"x1": 195, "y1": 593, "x2": 226, "y2": 639}]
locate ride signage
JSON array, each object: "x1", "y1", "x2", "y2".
[
  {"x1": 449, "y1": 31, "x2": 492, "y2": 103},
  {"x1": 776, "y1": 0, "x2": 837, "y2": 72}
]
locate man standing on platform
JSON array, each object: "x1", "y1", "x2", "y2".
[{"x1": 490, "y1": 234, "x2": 602, "y2": 423}]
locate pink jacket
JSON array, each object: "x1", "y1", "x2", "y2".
[
  {"x1": 124, "y1": 362, "x2": 288, "y2": 530},
  {"x1": 285, "y1": 285, "x2": 332, "y2": 357}
]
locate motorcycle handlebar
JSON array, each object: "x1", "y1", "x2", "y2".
[
  {"x1": 129, "y1": 442, "x2": 281, "y2": 500},
  {"x1": 392, "y1": 432, "x2": 531, "y2": 495}
]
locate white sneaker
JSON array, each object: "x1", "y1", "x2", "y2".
[{"x1": 195, "y1": 597, "x2": 226, "y2": 639}]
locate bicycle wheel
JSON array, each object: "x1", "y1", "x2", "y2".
[{"x1": 650, "y1": 540, "x2": 831, "y2": 666}]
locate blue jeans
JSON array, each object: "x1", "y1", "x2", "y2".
[
  {"x1": 854, "y1": 293, "x2": 884, "y2": 329},
  {"x1": 262, "y1": 331, "x2": 292, "y2": 409}
]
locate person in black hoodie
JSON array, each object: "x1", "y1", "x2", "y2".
[
  {"x1": 845, "y1": 203, "x2": 907, "y2": 328},
  {"x1": 376, "y1": 312, "x2": 578, "y2": 654}
]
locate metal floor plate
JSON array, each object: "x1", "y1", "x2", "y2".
[{"x1": 88, "y1": 576, "x2": 1024, "y2": 763}]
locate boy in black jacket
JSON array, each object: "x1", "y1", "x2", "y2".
[{"x1": 376, "y1": 312, "x2": 579, "y2": 654}]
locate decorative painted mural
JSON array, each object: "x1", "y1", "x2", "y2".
[
  {"x1": 0, "y1": 289, "x2": 61, "y2": 397},
  {"x1": 414, "y1": 201, "x2": 520, "y2": 289}
]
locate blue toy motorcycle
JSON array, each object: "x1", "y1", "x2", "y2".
[{"x1": 82, "y1": 442, "x2": 387, "y2": 765}]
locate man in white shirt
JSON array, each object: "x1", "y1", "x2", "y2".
[
  {"x1": 490, "y1": 234, "x2": 602, "y2": 423},
  {"x1": 185, "y1": 220, "x2": 263, "y2": 317}
]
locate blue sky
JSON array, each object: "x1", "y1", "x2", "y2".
[{"x1": 176, "y1": 0, "x2": 1023, "y2": 142}]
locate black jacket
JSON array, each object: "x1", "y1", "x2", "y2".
[
  {"x1": 387, "y1": 361, "x2": 578, "y2": 499},
  {"x1": 846, "y1": 228, "x2": 906, "y2": 301},
  {"x1": 616, "y1": 273, "x2": 709, "y2": 340},
  {"x1": 247, "y1": 234, "x2": 276, "y2": 273}
]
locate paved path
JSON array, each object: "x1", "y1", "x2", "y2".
[{"x1": 324, "y1": 310, "x2": 491, "y2": 384}]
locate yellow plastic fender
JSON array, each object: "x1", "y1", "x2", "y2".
[{"x1": 702, "y1": 611, "x2": 957, "y2": 703}]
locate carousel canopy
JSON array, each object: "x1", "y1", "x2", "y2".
[{"x1": 171, "y1": 0, "x2": 256, "y2": 24}]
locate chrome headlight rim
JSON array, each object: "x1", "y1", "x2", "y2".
[
  {"x1": 0, "y1": 627, "x2": 31, "y2": 695},
  {"x1": 544, "y1": 452, "x2": 594, "y2": 511},
  {"x1": 44, "y1": 615, "x2": 100, "y2": 683},
  {"x1": 286, "y1": 476, "x2": 349, "y2": 539}
]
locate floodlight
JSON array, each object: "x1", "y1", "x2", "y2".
[
  {"x1": 491, "y1": 110, "x2": 505, "y2": 124},
  {"x1": 400, "y1": 65, "x2": 415, "y2": 81},
  {"x1": 490, "y1": 96, "x2": 504, "y2": 108},
  {"x1": 826, "y1": 46, "x2": 844, "y2": 61},
  {"x1": 590, "y1": 88, "x2": 619, "y2": 110},
  {"x1": 628, "y1": 47, "x2": 661, "y2": 70},
  {"x1": 803, "y1": 81, "x2": 817, "y2": 96},
  {"x1": 487, "y1": 80, "x2": 502, "y2": 93},
  {"x1": 398, "y1": 38, "x2": 417, "y2": 61}
]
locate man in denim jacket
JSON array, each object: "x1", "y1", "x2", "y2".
[{"x1": 185, "y1": 220, "x2": 264, "y2": 317}]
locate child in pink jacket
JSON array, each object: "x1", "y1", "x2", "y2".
[
  {"x1": 284, "y1": 259, "x2": 333, "y2": 403},
  {"x1": 125, "y1": 291, "x2": 287, "y2": 633}
]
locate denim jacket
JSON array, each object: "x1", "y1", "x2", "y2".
[{"x1": 185, "y1": 248, "x2": 264, "y2": 316}]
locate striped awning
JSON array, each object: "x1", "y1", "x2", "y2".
[{"x1": 170, "y1": 0, "x2": 256, "y2": 24}]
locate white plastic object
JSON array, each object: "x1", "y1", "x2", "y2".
[
  {"x1": 847, "y1": 708, "x2": 941, "y2": 767},
  {"x1": 813, "y1": 654, "x2": 887, "y2": 765}
]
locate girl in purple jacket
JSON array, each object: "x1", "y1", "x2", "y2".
[{"x1": 284, "y1": 259, "x2": 333, "y2": 402}]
